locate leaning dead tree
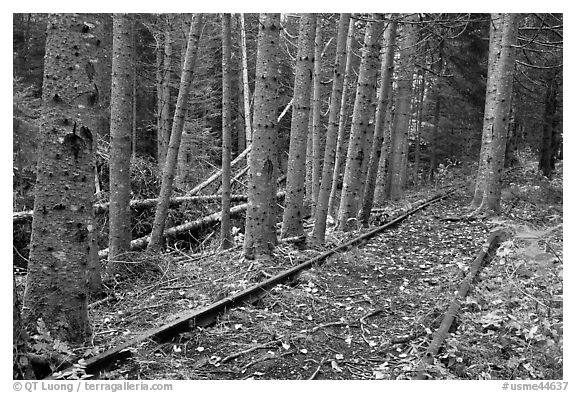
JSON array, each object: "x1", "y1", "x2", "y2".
[{"x1": 185, "y1": 144, "x2": 252, "y2": 196}]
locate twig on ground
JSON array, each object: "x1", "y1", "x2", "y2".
[
  {"x1": 308, "y1": 357, "x2": 326, "y2": 380},
  {"x1": 221, "y1": 339, "x2": 281, "y2": 364},
  {"x1": 241, "y1": 350, "x2": 295, "y2": 373},
  {"x1": 311, "y1": 321, "x2": 348, "y2": 333}
]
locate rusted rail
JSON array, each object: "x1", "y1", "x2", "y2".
[{"x1": 414, "y1": 229, "x2": 505, "y2": 380}]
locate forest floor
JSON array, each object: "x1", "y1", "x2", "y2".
[{"x1": 15, "y1": 165, "x2": 563, "y2": 380}]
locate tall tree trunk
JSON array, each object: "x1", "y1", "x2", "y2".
[
  {"x1": 478, "y1": 13, "x2": 518, "y2": 213},
  {"x1": 429, "y1": 89, "x2": 441, "y2": 182},
  {"x1": 505, "y1": 99, "x2": 519, "y2": 168},
  {"x1": 108, "y1": 13, "x2": 133, "y2": 271},
  {"x1": 373, "y1": 104, "x2": 394, "y2": 200},
  {"x1": 221, "y1": 13, "x2": 233, "y2": 249},
  {"x1": 311, "y1": 17, "x2": 323, "y2": 211},
  {"x1": 539, "y1": 70, "x2": 559, "y2": 177},
  {"x1": 155, "y1": 34, "x2": 163, "y2": 162},
  {"x1": 147, "y1": 15, "x2": 204, "y2": 251},
  {"x1": 281, "y1": 14, "x2": 317, "y2": 239},
  {"x1": 388, "y1": 14, "x2": 418, "y2": 200},
  {"x1": 239, "y1": 14, "x2": 253, "y2": 147},
  {"x1": 414, "y1": 68, "x2": 426, "y2": 184},
  {"x1": 131, "y1": 18, "x2": 137, "y2": 160},
  {"x1": 328, "y1": 16, "x2": 356, "y2": 217},
  {"x1": 236, "y1": 44, "x2": 246, "y2": 154},
  {"x1": 336, "y1": 14, "x2": 384, "y2": 231},
  {"x1": 305, "y1": 108, "x2": 314, "y2": 203},
  {"x1": 310, "y1": 13, "x2": 351, "y2": 245},
  {"x1": 358, "y1": 16, "x2": 398, "y2": 226},
  {"x1": 23, "y1": 13, "x2": 100, "y2": 344},
  {"x1": 157, "y1": 21, "x2": 173, "y2": 171},
  {"x1": 428, "y1": 46, "x2": 444, "y2": 182},
  {"x1": 243, "y1": 13, "x2": 281, "y2": 261},
  {"x1": 472, "y1": 13, "x2": 504, "y2": 207}
]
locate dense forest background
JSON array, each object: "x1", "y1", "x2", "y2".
[
  {"x1": 12, "y1": 13, "x2": 563, "y2": 381},
  {"x1": 13, "y1": 13, "x2": 562, "y2": 210}
]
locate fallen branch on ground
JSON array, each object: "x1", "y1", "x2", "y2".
[{"x1": 221, "y1": 339, "x2": 281, "y2": 364}]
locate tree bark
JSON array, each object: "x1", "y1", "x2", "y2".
[
  {"x1": 388, "y1": 14, "x2": 418, "y2": 201},
  {"x1": 310, "y1": 13, "x2": 351, "y2": 245},
  {"x1": 328, "y1": 16, "x2": 356, "y2": 217},
  {"x1": 147, "y1": 14, "x2": 204, "y2": 251},
  {"x1": 358, "y1": 16, "x2": 397, "y2": 227},
  {"x1": 108, "y1": 13, "x2": 133, "y2": 268},
  {"x1": 221, "y1": 13, "x2": 233, "y2": 249},
  {"x1": 239, "y1": 14, "x2": 253, "y2": 147},
  {"x1": 414, "y1": 68, "x2": 426, "y2": 184},
  {"x1": 336, "y1": 14, "x2": 384, "y2": 231},
  {"x1": 305, "y1": 108, "x2": 314, "y2": 204},
  {"x1": 539, "y1": 70, "x2": 559, "y2": 177},
  {"x1": 157, "y1": 20, "x2": 173, "y2": 171},
  {"x1": 311, "y1": 17, "x2": 323, "y2": 210},
  {"x1": 472, "y1": 13, "x2": 504, "y2": 207},
  {"x1": 243, "y1": 13, "x2": 281, "y2": 260},
  {"x1": 374, "y1": 103, "x2": 394, "y2": 200},
  {"x1": 478, "y1": 13, "x2": 519, "y2": 213},
  {"x1": 23, "y1": 13, "x2": 100, "y2": 344},
  {"x1": 131, "y1": 18, "x2": 137, "y2": 160},
  {"x1": 281, "y1": 14, "x2": 317, "y2": 239}
]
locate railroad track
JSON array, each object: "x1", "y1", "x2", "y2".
[{"x1": 49, "y1": 185, "x2": 467, "y2": 379}]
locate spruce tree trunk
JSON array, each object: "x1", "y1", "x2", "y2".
[
  {"x1": 429, "y1": 90, "x2": 441, "y2": 182},
  {"x1": 388, "y1": 14, "x2": 418, "y2": 200},
  {"x1": 155, "y1": 35, "x2": 163, "y2": 163},
  {"x1": 311, "y1": 17, "x2": 323, "y2": 210},
  {"x1": 239, "y1": 14, "x2": 253, "y2": 147},
  {"x1": 428, "y1": 46, "x2": 444, "y2": 182},
  {"x1": 310, "y1": 13, "x2": 351, "y2": 245},
  {"x1": 472, "y1": 13, "x2": 504, "y2": 206},
  {"x1": 539, "y1": 70, "x2": 559, "y2": 177},
  {"x1": 336, "y1": 14, "x2": 384, "y2": 231},
  {"x1": 23, "y1": 13, "x2": 100, "y2": 344},
  {"x1": 221, "y1": 13, "x2": 233, "y2": 249},
  {"x1": 236, "y1": 40, "x2": 246, "y2": 154},
  {"x1": 147, "y1": 14, "x2": 204, "y2": 251},
  {"x1": 358, "y1": 17, "x2": 397, "y2": 226},
  {"x1": 281, "y1": 14, "x2": 317, "y2": 239},
  {"x1": 328, "y1": 17, "x2": 356, "y2": 217},
  {"x1": 305, "y1": 108, "x2": 314, "y2": 203},
  {"x1": 243, "y1": 13, "x2": 281, "y2": 260},
  {"x1": 414, "y1": 69, "x2": 426, "y2": 184},
  {"x1": 158, "y1": 22, "x2": 173, "y2": 170},
  {"x1": 478, "y1": 13, "x2": 518, "y2": 213},
  {"x1": 108, "y1": 13, "x2": 133, "y2": 270},
  {"x1": 373, "y1": 106, "x2": 394, "y2": 200},
  {"x1": 131, "y1": 18, "x2": 137, "y2": 160}
]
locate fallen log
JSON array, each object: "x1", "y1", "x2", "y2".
[
  {"x1": 98, "y1": 191, "x2": 286, "y2": 258},
  {"x1": 414, "y1": 230, "x2": 504, "y2": 380},
  {"x1": 13, "y1": 194, "x2": 251, "y2": 223}
]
